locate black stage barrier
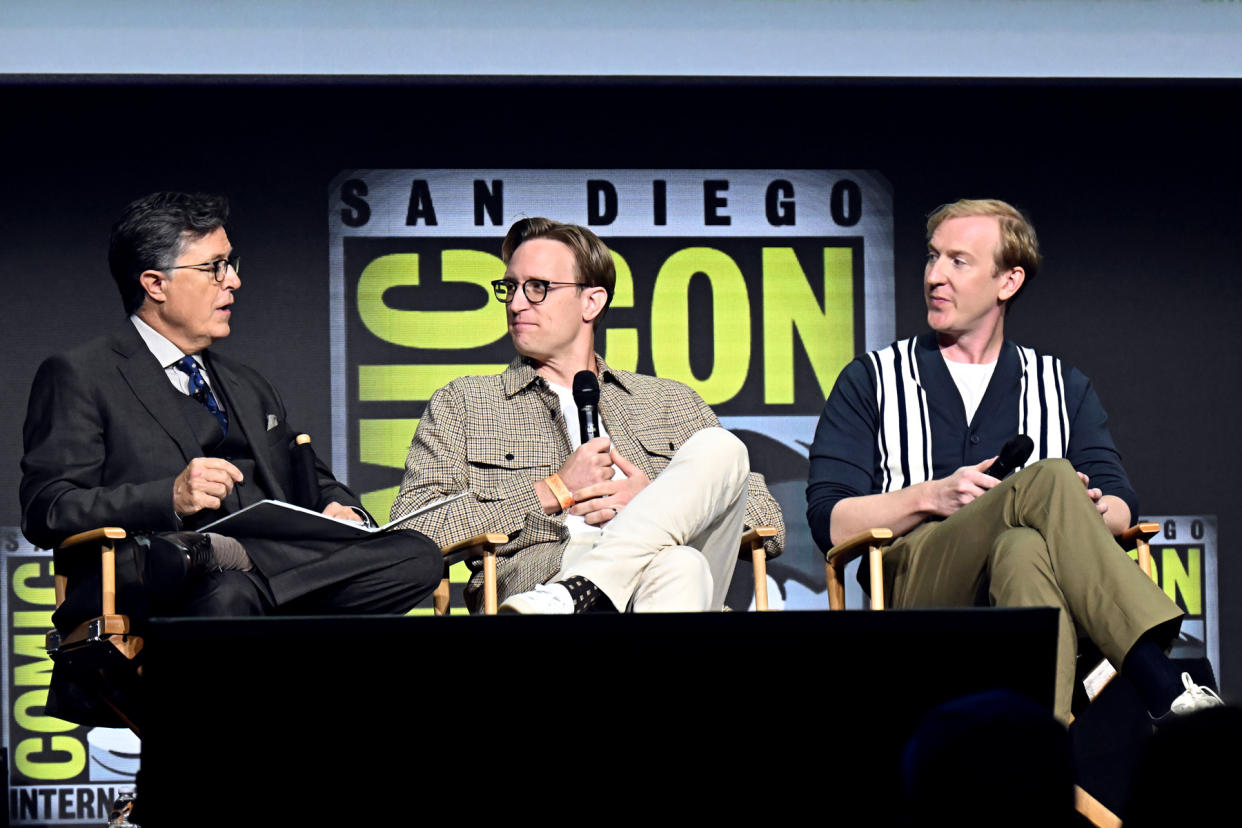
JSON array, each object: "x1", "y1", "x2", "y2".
[
  {"x1": 138, "y1": 609, "x2": 1057, "y2": 825},
  {"x1": 1071, "y1": 654, "x2": 1218, "y2": 817}
]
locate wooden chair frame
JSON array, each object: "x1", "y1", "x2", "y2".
[
  {"x1": 824, "y1": 523, "x2": 1159, "y2": 617},
  {"x1": 48, "y1": 526, "x2": 141, "y2": 654},
  {"x1": 436, "y1": 527, "x2": 780, "y2": 615},
  {"x1": 46, "y1": 526, "x2": 144, "y2": 734},
  {"x1": 823, "y1": 522, "x2": 1162, "y2": 828}
]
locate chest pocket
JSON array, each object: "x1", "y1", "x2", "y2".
[
  {"x1": 466, "y1": 435, "x2": 561, "y2": 500},
  {"x1": 624, "y1": 420, "x2": 680, "y2": 478}
]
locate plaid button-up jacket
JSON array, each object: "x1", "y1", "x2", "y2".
[{"x1": 391, "y1": 354, "x2": 785, "y2": 611}]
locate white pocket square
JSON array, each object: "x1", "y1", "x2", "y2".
[{"x1": 266, "y1": 414, "x2": 279, "y2": 431}]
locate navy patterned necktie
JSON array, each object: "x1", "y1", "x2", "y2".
[{"x1": 173, "y1": 355, "x2": 229, "y2": 435}]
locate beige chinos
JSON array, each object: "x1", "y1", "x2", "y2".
[{"x1": 555, "y1": 427, "x2": 751, "y2": 612}]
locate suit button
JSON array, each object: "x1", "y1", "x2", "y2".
[
  {"x1": 505, "y1": 453, "x2": 514, "y2": 460},
  {"x1": 969, "y1": 435, "x2": 980, "y2": 445}
]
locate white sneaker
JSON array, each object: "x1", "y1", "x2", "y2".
[
  {"x1": 498, "y1": 583, "x2": 574, "y2": 614},
  {"x1": 1154, "y1": 672, "x2": 1224, "y2": 725}
]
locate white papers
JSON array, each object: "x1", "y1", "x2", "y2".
[{"x1": 199, "y1": 492, "x2": 466, "y2": 541}]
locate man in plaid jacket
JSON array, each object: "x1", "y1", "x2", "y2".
[{"x1": 391, "y1": 217, "x2": 784, "y2": 613}]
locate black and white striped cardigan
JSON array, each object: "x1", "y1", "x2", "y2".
[{"x1": 806, "y1": 333, "x2": 1137, "y2": 553}]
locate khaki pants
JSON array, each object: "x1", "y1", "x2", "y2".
[
  {"x1": 556, "y1": 427, "x2": 750, "y2": 612},
  {"x1": 883, "y1": 458, "x2": 1182, "y2": 722}
]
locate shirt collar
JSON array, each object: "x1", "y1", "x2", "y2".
[
  {"x1": 130, "y1": 314, "x2": 204, "y2": 370},
  {"x1": 500, "y1": 353, "x2": 628, "y2": 397}
]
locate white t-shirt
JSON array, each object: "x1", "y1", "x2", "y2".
[
  {"x1": 942, "y1": 355, "x2": 997, "y2": 425},
  {"x1": 548, "y1": 380, "x2": 627, "y2": 537}
]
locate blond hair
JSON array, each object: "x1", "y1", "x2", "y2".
[
  {"x1": 927, "y1": 199, "x2": 1041, "y2": 309},
  {"x1": 501, "y1": 217, "x2": 615, "y2": 327}
]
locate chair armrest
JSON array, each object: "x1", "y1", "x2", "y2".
[
  {"x1": 739, "y1": 527, "x2": 779, "y2": 611},
  {"x1": 1118, "y1": 522, "x2": 1160, "y2": 545},
  {"x1": 1118, "y1": 522, "x2": 1160, "y2": 579},
  {"x1": 53, "y1": 528, "x2": 129, "y2": 613},
  {"x1": 59, "y1": 527, "x2": 128, "y2": 549},
  {"x1": 437, "y1": 533, "x2": 508, "y2": 615},
  {"x1": 737, "y1": 526, "x2": 778, "y2": 560},
  {"x1": 825, "y1": 528, "x2": 893, "y2": 569},
  {"x1": 440, "y1": 533, "x2": 508, "y2": 563},
  {"x1": 824, "y1": 529, "x2": 893, "y2": 611}
]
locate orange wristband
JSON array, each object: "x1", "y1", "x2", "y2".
[{"x1": 544, "y1": 473, "x2": 574, "y2": 512}]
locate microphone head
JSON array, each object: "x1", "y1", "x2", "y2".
[
  {"x1": 572, "y1": 370, "x2": 600, "y2": 407},
  {"x1": 999, "y1": 434, "x2": 1035, "y2": 467}
]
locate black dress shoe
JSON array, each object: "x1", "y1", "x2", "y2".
[
  {"x1": 164, "y1": 531, "x2": 214, "y2": 573},
  {"x1": 51, "y1": 532, "x2": 215, "y2": 636},
  {"x1": 136, "y1": 531, "x2": 213, "y2": 596}
]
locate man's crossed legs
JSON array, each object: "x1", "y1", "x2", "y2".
[{"x1": 501, "y1": 427, "x2": 750, "y2": 613}]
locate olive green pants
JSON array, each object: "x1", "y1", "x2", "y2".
[{"x1": 883, "y1": 459, "x2": 1183, "y2": 722}]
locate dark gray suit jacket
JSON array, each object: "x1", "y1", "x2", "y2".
[{"x1": 20, "y1": 323, "x2": 375, "y2": 601}]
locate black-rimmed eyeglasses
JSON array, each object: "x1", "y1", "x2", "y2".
[
  {"x1": 168, "y1": 254, "x2": 241, "y2": 284},
  {"x1": 491, "y1": 278, "x2": 581, "y2": 304}
]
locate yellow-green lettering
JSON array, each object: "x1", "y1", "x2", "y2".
[
  {"x1": 1162, "y1": 547, "x2": 1202, "y2": 614},
  {"x1": 14, "y1": 562, "x2": 55, "y2": 606},
  {"x1": 362, "y1": 487, "x2": 401, "y2": 524},
  {"x1": 359, "y1": 419, "x2": 421, "y2": 470},
  {"x1": 15, "y1": 689, "x2": 76, "y2": 733},
  {"x1": 650, "y1": 247, "x2": 750, "y2": 404},
  {"x1": 13, "y1": 610, "x2": 53, "y2": 629},
  {"x1": 358, "y1": 364, "x2": 506, "y2": 402},
  {"x1": 16, "y1": 736, "x2": 85, "y2": 780},
  {"x1": 762, "y1": 247, "x2": 854, "y2": 403},
  {"x1": 603, "y1": 251, "x2": 638, "y2": 372},
  {"x1": 357, "y1": 251, "x2": 507, "y2": 348}
]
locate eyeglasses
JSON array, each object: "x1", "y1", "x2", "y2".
[
  {"x1": 491, "y1": 278, "x2": 582, "y2": 304},
  {"x1": 169, "y1": 254, "x2": 241, "y2": 284}
]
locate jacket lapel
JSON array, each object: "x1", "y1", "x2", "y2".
[
  {"x1": 112, "y1": 326, "x2": 203, "y2": 465},
  {"x1": 204, "y1": 353, "x2": 287, "y2": 502}
]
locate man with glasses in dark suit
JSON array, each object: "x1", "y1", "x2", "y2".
[{"x1": 20, "y1": 192, "x2": 441, "y2": 722}]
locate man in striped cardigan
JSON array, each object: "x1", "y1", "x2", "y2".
[{"x1": 807, "y1": 199, "x2": 1216, "y2": 724}]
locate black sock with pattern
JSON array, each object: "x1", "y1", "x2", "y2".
[{"x1": 557, "y1": 575, "x2": 617, "y2": 613}]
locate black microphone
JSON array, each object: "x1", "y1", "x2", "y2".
[
  {"x1": 572, "y1": 370, "x2": 601, "y2": 443},
  {"x1": 985, "y1": 434, "x2": 1034, "y2": 480}
]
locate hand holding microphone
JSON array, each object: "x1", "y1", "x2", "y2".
[
  {"x1": 984, "y1": 434, "x2": 1034, "y2": 480},
  {"x1": 540, "y1": 371, "x2": 611, "y2": 513},
  {"x1": 572, "y1": 369, "x2": 600, "y2": 443},
  {"x1": 559, "y1": 370, "x2": 650, "y2": 525},
  {"x1": 929, "y1": 434, "x2": 1034, "y2": 517},
  {"x1": 553, "y1": 370, "x2": 613, "y2": 490}
]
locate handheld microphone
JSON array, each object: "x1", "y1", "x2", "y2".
[
  {"x1": 572, "y1": 370, "x2": 601, "y2": 443},
  {"x1": 985, "y1": 434, "x2": 1034, "y2": 480}
]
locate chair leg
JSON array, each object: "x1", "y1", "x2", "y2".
[
  {"x1": 433, "y1": 562, "x2": 451, "y2": 616},
  {"x1": 483, "y1": 549, "x2": 498, "y2": 615},
  {"x1": 751, "y1": 548, "x2": 768, "y2": 611},
  {"x1": 1137, "y1": 537, "x2": 1154, "y2": 580},
  {"x1": 825, "y1": 560, "x2": 846, "y2": 610},
  {"x1": 1075, "y1": 784, "x2": 1121, "y2": 827},
  {"x1": 868, "y1": 545, "x2": 885, "y2": 610},
  {"x1": 101, "y1": 540, "x2": 117, "y2": 616}
]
